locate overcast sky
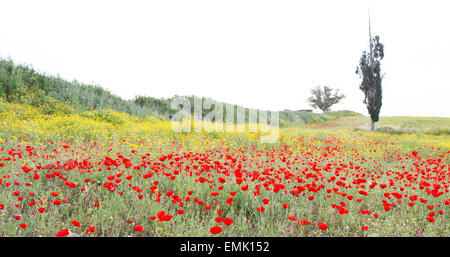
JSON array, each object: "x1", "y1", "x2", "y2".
[{"x1": 1, "y1": 0, "x2": 449, "y2": 117}]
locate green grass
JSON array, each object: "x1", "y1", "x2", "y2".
[{"x1": 305, "y1": 115, "x2": 450, "y2": 135}]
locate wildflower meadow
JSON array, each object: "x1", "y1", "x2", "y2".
[{"x1": 0, "y1": 99, "x2": 448, "y2": 237}]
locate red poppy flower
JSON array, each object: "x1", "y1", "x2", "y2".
[
  {"x1": 86, "y1": 227, "x2": 96, "y2": 234},
  {"x1": 210, "y1": 226, "x2": 222, "y2": 235},
  {"x1": 56, "y1": 229, "x2": 70, "y2": 237},
  {"x1": 65, "y1": 181, "x2": 77, "y2": 188},
  {"x1": 134, "y1": 225, "x2": 144, "y2": 232},
  {"x1": 318, "y1": 222, "x2": 328, "y2": 230},
  {"x1": 156, "y1": 211, "x2": 173, "y2": 222},
  {"x1": 223, "y1": 218, "x2": 233, "y2": 226},
  {"x1": 298, "y1": 220, "x2": 311, "y2": 226},
  {"x1": 157, "y1": 211, "x2": 165, "y2": 218},
  {"x1": 71, "y1": 220, "x2": 80, "y2": 227}
]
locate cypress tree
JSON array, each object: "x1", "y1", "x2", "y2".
[{"x1": 356, "y1": 11, "x2": 384, "y2": 131}]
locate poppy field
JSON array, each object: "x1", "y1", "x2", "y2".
[{"x1": 0, "y1": 102, "x2": 449, "y2": 237}]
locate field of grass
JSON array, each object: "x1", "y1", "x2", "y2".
[
  {"x1": 307, "y1": 115, "x2": 450, "y2": 133},
  {"x1": 0, "y1": 99, "x2": 449, "y2": 237}
]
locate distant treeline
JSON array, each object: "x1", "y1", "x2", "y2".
[{"x1": 0, "y1": 58, "x2": 359, "y2": 126}]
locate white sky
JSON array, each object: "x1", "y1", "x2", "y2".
[{"x1": 1, "y1": 0, "x2": 449, "y2": 117}]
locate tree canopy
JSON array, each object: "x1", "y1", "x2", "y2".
[{"x1": 307, "y1": 86, "x2": 345, "y2": 112}]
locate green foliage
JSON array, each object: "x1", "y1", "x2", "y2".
[
  {"x1": 8, "y1": 85, "x2": 74, "y2": 115},
  {"x1": 279, "y1": 110, "x2": 360, "y2": 127},
  {"x1": 376, "y1": 126, "x2": 404, "y2": 135},
  {"x1": 424, "y1": 128, "x2": 450, "y2": 136},
  {"x1": 376, "y1": 126, "x2": 450, "y2": 136},
  {"x1": 134, "y1": 95, "x2": 176, "y2": 116},
  {"x1": 0, "y1": 58, "x2": 154, "y2": 117},
  {"x1": 356, "y1": 35, "x2": 384, "y2": 126},
  {"x1": 307, "y1": 86, "x2": 345, "y2": 112},
  {"x1": 80, "y1": 109, "x2": 124, "y2": 126}
]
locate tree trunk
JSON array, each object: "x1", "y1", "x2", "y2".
[{"x1": 371, "y1": 120, "x2": 376, "y2": 131}]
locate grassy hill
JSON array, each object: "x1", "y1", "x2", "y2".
[{"x1": 0, "y1": 57, "x2": 359, "y2": 126}]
